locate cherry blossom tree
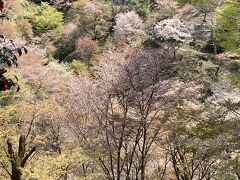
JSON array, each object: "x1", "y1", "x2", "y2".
[
  {"x1": 154, "y1": 18, "x2": 193, "y2": 42},
  {"x1": 75, "y1": 37, "x2": 99, "y2": 69},
  {"x1": 113, "y1": 10, "x2": 144, "y2": 45},
  {"x1": 68, "y1": 46, "x2": 200, "y2": 179}
]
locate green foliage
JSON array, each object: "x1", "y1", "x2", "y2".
[
  {"x1": 228, "y1": 72, "x2": 240, "y2": 88},
  {"x1": 69, "y1": 60, "x2": 88, "y2": 74},
  {"x1": 57, "y1": 0, "x2": 110, "y2": 60},
  {"x1": 0, "y1": 35, "x2": 28, "y2": 92},
  {"x1": 0, "y1": 36, "x2": 27, "y2": 66},
  {"x1": 129, "y1": 0, "x2": 151, "y2": 18},
  {"x1": 2, "y1": 0, "x2": 35, "y2": 18},
  {"x1": 68, "y1": 1, "x2": 111, "y2": 40},
  {"x1": 177, "y1": 0, "x2": 211, "y2": 7},
  {"x1": 23, "y1": 146, "x2": 86, "y2": 179},
  {"x1": 67, "y1": 0, "x2": 89, "y2": 20},
  {"x1": 32, "y1": 2, "x2": 63, "y2": 34},
  {"x1": 111, "y1": 0, "x2": 151, "y2": 18},
  {"x1": 215, "y1": 0, "x2": 240, "y2": 53},
  {"x1": 1, "y1": 0, "x2": 240, "y2": 179},
  {"x1": 19, "y1": 0, "x2": 38, "y2": 18},
  {"x1": 50, "y1": 25, "x2": 64, "y2": 43}
]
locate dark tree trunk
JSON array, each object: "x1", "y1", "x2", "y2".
[
  {"x1": 5, "y1": 136, "x2": 37, "y2": 180},
  {"x1": 11, "y1": 166, "x2": 22, "y2": 180}
]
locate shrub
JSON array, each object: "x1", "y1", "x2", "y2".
[
  {"x1": 110, "y1": 0, "x2": 151, "y2": 18},
  {"x1": 130, "y1": 0, "x2": 151, "y2": 18},
  {"x1": 0, "y1": 21, "x2": 21, "y2": 39},
  {"x1": 57, "y1": 1, "x2": 110, "y2": 60},
  {"x1": 156, "y1": 0, "x2": 177, "y2": 16},
  {"x1": 49, "y1": 25, "x2": 63, "y2": 43},
  {"x1": 215, "y1": 0, "x2": 240, "y2": 53},
  {"x1": 16, "y1": 18, "x2": 33, "y2": 40},
  {"x1": 32, "y1": 2, "x2": 63, "y2": 35},
  {"x1": 176, "y1": 4, "x2": 197, "y2": 20},
  {"x1": 54, "y1": 23, "x2": 79, "y2": 60},
  {"x1": 228, "y1": 72, "x2": 240, "y2": 88},
  {"x1": 69, "y1": 60, "x2": 88, "y2": 74},
  {"x1": 67, "y1": 1, "x2": 111, "y2": 40},
  {"x1": 75, "y1": 37, "x2": 99, "y2": 68}
]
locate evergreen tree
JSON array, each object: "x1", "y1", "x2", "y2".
[{"x1": 215, "y1": 0, "x2": 240, "y2": 52}]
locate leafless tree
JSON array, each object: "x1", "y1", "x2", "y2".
[{"x1": 90, "y1": 47, "x2": 188, "y2": 179}]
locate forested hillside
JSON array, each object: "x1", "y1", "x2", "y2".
[{"x1": 0, "y1": 0, "x2": 239, "y2": 179}]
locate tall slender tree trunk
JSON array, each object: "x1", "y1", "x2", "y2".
[
  {"x1": 11, "y1": 165, "x2": 22, "y2": 180},
  {"x1": 5, "y1": 136, "x2": 37, "y2": 180}
]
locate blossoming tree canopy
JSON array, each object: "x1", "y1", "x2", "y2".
[
  {"x1": 113, "y1": 11, "x2": 144, "y2": 43},
  {"x1": 154, "y1": 18, "x2": 193, "y2": 42}
]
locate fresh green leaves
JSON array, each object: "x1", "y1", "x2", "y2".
[
  {"x1": 32, "y1": 2, "x2": 63, "y2": 35},
  {"x1": 176, "y1": 0, "x2": 212, "y2": 7},
  {"x1": 215, "y1": 0, "x2": 240, "y2": 53}
]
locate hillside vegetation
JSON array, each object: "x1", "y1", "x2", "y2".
[{"x1": 0, "y1": 0, "x2": 239, "y2": 179}]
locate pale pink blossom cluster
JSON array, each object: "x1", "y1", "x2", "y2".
[
  {"x1": 155, "y1": 18, "x2": 193, "y2": 42},
  {"x1": 113, "y1": 11, "x2": 144, "y2": 43}
]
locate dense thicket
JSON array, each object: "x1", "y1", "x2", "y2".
[{"x1": 0, "y1": 0, "x2": 239, "y2": 179}]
